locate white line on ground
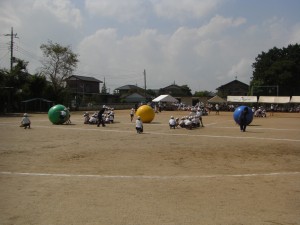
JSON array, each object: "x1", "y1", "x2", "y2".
[
  {"x1": 211, "y1": 126, "x2": 300, "y2": 131},
  {"x1": 1, "y1": 171, "x2": 299, "y2": 180}
]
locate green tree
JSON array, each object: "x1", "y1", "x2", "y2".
[
  {"x1": 146, "y1": 89, "x2": 156, "y2": 97},
  {"x1": 27, "y1": 74, "x2": 48, "y2": 98},
  {"x1": 180, "y1": 85, "x2": 192, "y2": 96},
  {"x1": 251, "y1": 44, "x2": 300, "y2": 96},
  {"x1": 101, "y1": 81, "x2": 108, "y2": 94},
  {"x1": 40, "y1": 41, "x2": 79, "y2": 101},
  {"x1": 194, "y1": 90, "x2": 214, "y2": 97},
  {"x1": 0, "y1": 60, "x2": 31, "y2": 111},
  {"x1": 0, "y1": 68, "x2": 10, "y2": 112}
]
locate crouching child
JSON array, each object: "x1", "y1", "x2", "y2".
[
  {"x1": 20, "y1": 113, "x2": 31, "y2": 129},
  {"x1": 135, "y1": 116, "x2": 143, "y2": 134}
]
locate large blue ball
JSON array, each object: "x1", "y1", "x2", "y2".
[{"x1": 233, "y1": 106, "x2": 254, "y2": 125}]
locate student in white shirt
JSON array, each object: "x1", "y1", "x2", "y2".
[
  {"x1": 83, "y1": 112, "x2": 90, "y2": 124},
  {"x1": 135, "y1": 116, "x2": 143, "y2": 133},
  {"x1": 109, "y1": 113, "x2": 114, "y2": 123},
  {"x1": 184, "y1": 117, "x2": 193, "y2": 130},
  {"x1": 20, "y1": 113, "x2": 31, "y2": 129},
  {"x1": 130, "y1": 108, "x2": 135, "y2": 122},
  {"x1": 169, "y1": 116, "x2": 176, "y2": 129}
]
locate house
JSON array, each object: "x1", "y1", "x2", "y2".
[
  {"x1": 113, "y1": 85, "x2": 148, "y2": 103},
  {"x1": 66, "y1": 75, "x2": 103, "y2": 94},
  {"x1": 114, "y1": 85, "x2": 145, "y2": 96},
  {"x1": 122, "y1": 93, "x2": 146, "y2": 103},
  {"x1": 159, "y1": 84, "x2": 192, "y2": 97},
  {"x1": 65, "y1": 75, "x2": 103, "y2": 107},
  {"x1": 216, "y1": 79, "x2": 249, "y2": 98}
]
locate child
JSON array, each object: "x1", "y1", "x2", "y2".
[
  {"x1": 135, "y1": 116, "x2": 143, "y2": 134},
  {"x1": 184, "y1": 116, "x2": 193, "y2": 130},
  {"x1": 175, "y1": 117, "x2": 180, "y2": 128},
  {"x1": 89, "y1": 112, "x2": 98, "y2": 124},
  {"x1": 130, "y1": 108, "x2": 135, "y2": 122},
  {"x1": 83, "y1": 112, "x2": 90, "y2": 124},
  {"x1": 239, "y1": 107, "x2": 249, "y2": 132},
  {"x1": 20, "y1": 113, "x2": 31, "y2": 129},
  {"x1": 66, "y1": 107, "x2": 71, "y2": 124},
  {"x1": 169, "y1": 116, "x2": 176, "y2": 129},
  {"x1": 109, "y1": 112, "x2": 114, "y2": 123}
]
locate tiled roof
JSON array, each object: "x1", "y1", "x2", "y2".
[
  {"x1": 116, "y1": 85, "x2": 144, "y2": 90},
  {"x1": 67, "y1": 75, "x2": 103, "y2": 83}
]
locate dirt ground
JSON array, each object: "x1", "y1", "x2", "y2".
[{"x1": 0, "y1": 109, "x2": 299, "y2": 225}]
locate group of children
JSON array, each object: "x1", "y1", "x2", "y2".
[
  {"x1": 83, "y1": 107, "x2": 115, "y2": 125},
  {"x1": 252, "y1": 106, "x2": 267, "y2": 117},
  {"x1": 83, "y1": 107, "x2": 142, "y2": 134},
  {"x1": 19, "y1": 107, "x2": 205, "y2": 133},
  {"x1": 168, "y1": 108, "x2": 205, "y2": 130}
]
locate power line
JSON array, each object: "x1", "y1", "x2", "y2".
[
  {"x1": 14, "y1": 45, "x2": 41, "y2": 63},
  {"x1": 1, "y1": 29, "x2": 42, "y2": 70},
  {"x1": 13, "y1": 38, "x2": 40, "y2": 61},
  {"x1": 0, "y1": 51, "x2": 10, "y2": 62}
]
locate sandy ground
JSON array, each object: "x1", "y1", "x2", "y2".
[{"x1": 0, "y1": 110, "x2": 299, "y2": 225}]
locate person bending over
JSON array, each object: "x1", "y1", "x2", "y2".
[{"x1": 135, "y1": 116, "x2": 143, "y2": 134}]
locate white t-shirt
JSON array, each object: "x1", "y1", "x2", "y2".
[
  {"x1": 184, "y1": 119, "x2": 192, "y2": 126},
  {"x1": 169, "y1": 118, "x2": 176, "y2": 126},
  {"x1": 136, "y1": 119, "x2": 143, "y2": 128},
  {"x1": 89, "y1": 117, "x2": 97, "y2": 123},
  {"x1": 22, "y1": 117, "x2": 30, "y2": 124}
]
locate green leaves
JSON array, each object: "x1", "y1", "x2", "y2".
[
  {"x1": 251, "y1": 44, "x2": 300, "y2": 96},
  {"x1": 40, "y1": 41, "x2": 79, "y2": 101}
]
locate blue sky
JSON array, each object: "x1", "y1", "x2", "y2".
[{"x1": 1, "y1": 0, "x2": 299, "y2": 93}]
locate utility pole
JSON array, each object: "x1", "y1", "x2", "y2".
[
  {"x1": 4, "y1": 27, "x2": 18, "y2": 72},
  {"x1": 144, "y1": 69, "x2": 147, "y2": 98}
]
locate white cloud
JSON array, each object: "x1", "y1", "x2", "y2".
[
  {"x1": 77, "y1": 28, "x2": 167, "y2": 87},
  {"x1": 0, "y1": 1, "x2": 29, "y2": 27},
  {"x1": 197, "y1": 15, "x2": 246, "y2": 38},
  {"x1": 152, "y1": 0, "x2": 221, "y2": 20},
  {"x1": 84, "y1": 0, "x2": 222, "y2": 23},
  {"x1": 0, "y1": 0, "x2": 83, "y2": 30},
  {"x1": 289, "y1": 23, "x2": 300, "y2": 44},
  {"x1": 33, "y1": 0, "x2": 83, "y2": 28},
  {"x1": 227, "y1": 58, "x2": 253, "y2": 81},
  {"x1": 76, "y1": 13, "x2": 249, "y2": 92},
  {"x1": 85, "y1": 0, "x2": 145, "y2": 22}
]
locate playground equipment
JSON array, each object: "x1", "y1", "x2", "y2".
[
  {"x1": 136, "y1": 105, "x2": 155, "y2": 123},
  {"x1": 233, "y1": 106, "x2": 254, "y2": 125},
  {"x1": 48, "y1": 104, "x2": 70, "y2": 124}
]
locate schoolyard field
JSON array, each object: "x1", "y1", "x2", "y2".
[{"x1": 0, "y1": 110, "x2": 299, "y2": 225}]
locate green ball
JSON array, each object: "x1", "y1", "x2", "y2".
[{"x1": 48, "y1": 104, "x2": 70, "y2": 124}]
